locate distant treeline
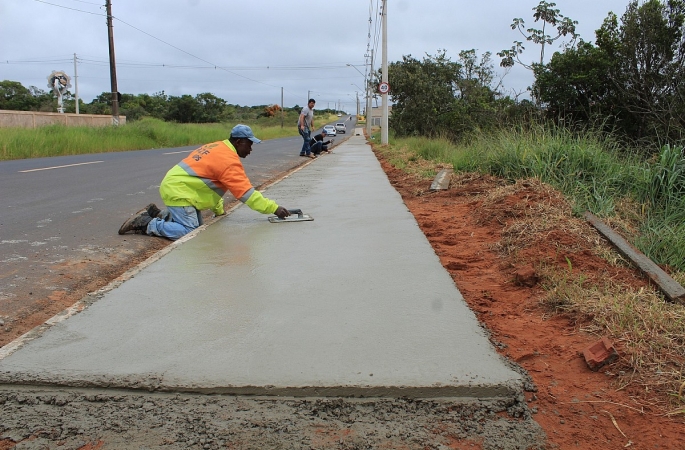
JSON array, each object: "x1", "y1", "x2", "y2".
[{"x1": 0, "y1": 80, "x2": 329, "y2": 124}]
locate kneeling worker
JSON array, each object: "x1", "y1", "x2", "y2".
[
  {"x1": 309, "y1": 129, "x2": 333, "y2": 156},
  {"x1": 118, "y1": 124, "x2": 290, "y2": 240}
]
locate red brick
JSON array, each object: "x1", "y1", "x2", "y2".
[{"x1": 583, "y1": 337, "x2": 618, "y2": 371}]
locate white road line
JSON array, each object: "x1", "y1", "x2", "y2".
[
  {"x1": 19, "y1": 161, "x2": 104, "y2": 173},
  {"x1": 163, "y1": 150, "x2": 193, "y2": 155}
]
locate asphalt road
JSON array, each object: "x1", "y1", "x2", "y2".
[{"x1": 0, "y1": 121, "x2": 354, "y2": 343}]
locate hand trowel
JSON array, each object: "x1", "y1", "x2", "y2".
[{"x1": 268, "y1": 208, "x2": 314, "y2": 223}]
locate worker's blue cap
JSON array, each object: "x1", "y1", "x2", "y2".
[{"x1": 231, "y1": 124, "x2": 261, "y2": 144}]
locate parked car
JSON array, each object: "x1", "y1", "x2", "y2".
[
  {"x1": 337, "y1": 113, "x2": 342, "y2": 117},
  {"x1": 323, "y1": 125, "x2": 336, "y2": 136},
  {"x1": 335, "y1": 122, "x2": 346, "y2": 134}
]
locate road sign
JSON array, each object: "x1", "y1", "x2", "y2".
[{"x1": 378, "y1": 82, "x2": 390, "y2": 94}]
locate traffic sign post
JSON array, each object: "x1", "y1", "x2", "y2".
[{"x1": 378, "y1": 82, "x2": 390, "y2": 94}]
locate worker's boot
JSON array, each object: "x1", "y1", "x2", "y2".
[
  {"x1": 118, "y1": 211, "x2": 153, "y2": 235},
  {"x1": 145, "y1": 203, "x2": 163, "y2": 218}
]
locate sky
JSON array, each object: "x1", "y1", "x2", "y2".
[{"x1": 1, "y1": 0, "x2": 631, "y2": 112}]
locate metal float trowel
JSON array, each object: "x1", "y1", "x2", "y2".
[{"x1": 268, "y1": 208, "x2": 314, "y2": 223}]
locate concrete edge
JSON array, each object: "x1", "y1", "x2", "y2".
[{"x1": 0, "y1": 374, "x2": 522, "y2": 400}]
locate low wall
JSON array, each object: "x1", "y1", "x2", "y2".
[{"x1": 0, "y1": 110, "x2": 126, "y2": 128}]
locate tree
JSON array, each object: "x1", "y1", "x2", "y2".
[
  {"x1": 595, "y1": 0, "x2": 685, "y2": 143},
  {"x1": 387, "y1": 50, "x2": 462, "y2": 137},
  {"x1": 194, "y1": 93, "x2": 227, "y2": 123},
  {"x1": 499, "y1": 1, "x2": 579, "y2": 69},
  {"x1": 165, "y1": 95, "x2": 201, "y2": 123},
  {"x1": 134, "y1": 91, "x2": 168, "y2": 120},
  {"x1": 387, "y1": 50, "x2": 505, "y2": 139},
  {"x1": 533, "y1": 40, "x2": 614, "y2": 123},
  {"x1": 0, "y1": 81, "x2": 38, "y2": 110}
]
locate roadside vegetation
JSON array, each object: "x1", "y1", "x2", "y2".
[
  {"x1": 366, "y1": 0, "x2": 685, "y2": 407},
  {"x1": 0, "y1": 113, "x2": 339, "y2": 160},
  {"x1": 372, "y1": 124, "x2": 685, "y2": 411}
]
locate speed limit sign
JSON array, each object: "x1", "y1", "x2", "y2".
[{"x1": 378, "y1": 82, "x2": 390, "y2": 94}]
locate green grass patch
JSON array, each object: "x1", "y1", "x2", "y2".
[
  {"x1": 0, "y1": 117, "x2": 304, "y2": 160},
  {"x1": 384, "y1": 124, "x2": 685, "y2": 272}
]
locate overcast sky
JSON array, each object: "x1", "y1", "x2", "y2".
[{"x1": 1, "y1": 0, "x2": 630, "y2": 111}]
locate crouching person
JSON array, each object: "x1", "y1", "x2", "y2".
[
  {"x1": 118, "y1": 124, "x2": 290, "y2": 240},
  {"x1": 309, "y1": 130, "x2": 333, "y2": 156}
]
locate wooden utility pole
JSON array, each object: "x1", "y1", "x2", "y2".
[{"x1": 106, "y1": 0, "x2": 120, "y2": 125}]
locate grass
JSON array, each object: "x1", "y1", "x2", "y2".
[
  {"x1": 0, "y1": 115, "x2": 343, "y2": 160},
  {"x1": 377, "y1": 125, "x2": 685, "y2": 272},
  {"x1": 373, "y1": 125, "x2": 685, "y2": 410}
]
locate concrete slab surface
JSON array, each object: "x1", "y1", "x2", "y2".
[{"x1": 0, "y1": 132, "x2": 521, "y2": 398}]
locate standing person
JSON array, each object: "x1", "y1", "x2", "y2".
[
  {"x1": 309, "y1": 129, "x2": 333, "y2": 156},
  {"x1": 118, "y1": 124, "x2": 290, "y2": 240},
  {"x1": 298, "y1": 98, "x2": 316, "y2": 158}
]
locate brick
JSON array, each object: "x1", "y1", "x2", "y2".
[{"x1": 583, "y1": 337, "x2": 618, "y2": 371}]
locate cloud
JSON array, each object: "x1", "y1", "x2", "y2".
[{"x1": 1, "y1": 0, "x2": 630, "y2": 109}]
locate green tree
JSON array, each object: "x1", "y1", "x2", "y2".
[
  {"x1": 0, "y1": 80, "x2": 38, "y2": 110},
  {"x1": 194, "y1": 92, "x2": 227, "y2": 123},
  {"x1": 165, "y1": 95, "x2": 202, "y2": 123},
  {"x1": 138, "y1": 91, "x2": 169, "y2": 119},
  {"x1": 596, "y1": 0, "x2": 685, "y2": 143},
  {"x1": 387, "y1": 50, "x2": 462, "y2": 137},
  {"x1": 533, "y1": 40, "x2": 614, "y2": 124},
  {"x1": 387, "y1": 50, "x2": 505, "y2": 139},
  {"x1": 499, "y1": 1, "x2": 579, "y2": 69}
]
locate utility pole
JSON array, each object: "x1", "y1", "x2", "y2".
[
  {"x1": 366, "y1": 49, "x2": 373, "y2": 137},
  {"x1": 73, "y1": 53, "x2": 79, "y2": 114},
  {"x1": 381, "y1": 0, "x2": 389, "y2": 144},
  {"x1": 105, "y1": 0, "x2": 120, "y2": 125},
  {"x1": 281, "y1": 87, "x2": 284, "y2": 128},
  {"x1": 356, "y1": 91, "x2": 360, "y2": 119}
]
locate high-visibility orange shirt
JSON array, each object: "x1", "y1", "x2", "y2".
[{"x1": 159, "y1": 139, "x2": 278, "y2": 215}]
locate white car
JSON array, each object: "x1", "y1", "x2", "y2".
[
  {"x1": 335, "y1": 122, "x2": 346, "y2": 134},
  {"x1": 323, "y1": 125, "x2": 336, "y2": 136}
]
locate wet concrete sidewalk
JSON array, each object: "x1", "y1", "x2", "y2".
[{"x1": 0, "y1": 131, "x2": 522, "y2": 399}]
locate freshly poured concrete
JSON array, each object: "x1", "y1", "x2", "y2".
[{"x1": 0, "y1": 133, "x2": 521, "y2": 398}]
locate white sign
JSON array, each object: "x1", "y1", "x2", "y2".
[{"x1": 378, "y1": 82, "x2": 390, "y2": 94}]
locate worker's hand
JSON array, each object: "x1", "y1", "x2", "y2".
[{"x1": 274, "y1": 206, "x2": 290, "y2": 219}]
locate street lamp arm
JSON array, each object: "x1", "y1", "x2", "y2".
[{"x1": 346, "y1": 63, "x2": 366, "y2": 78}]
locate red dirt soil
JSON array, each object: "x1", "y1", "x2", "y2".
[{"x1": 374, "y1": 150, "x2": 685, "y2": 449}]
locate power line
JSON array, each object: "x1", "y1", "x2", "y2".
[{"x1": 31, "y1": 0, "x2": 103, "y2": 16}]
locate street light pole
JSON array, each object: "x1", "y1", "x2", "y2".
[
  {"x1": 346, "y1": 58, "x2": 373, "y2": 136},
  {"x1": 351, "y1": 84, "x2": 363, "y2": 120}
]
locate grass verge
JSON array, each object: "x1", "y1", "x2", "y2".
[{"x1": 0, "y1": 116, "x2": 322, "y2": 160}]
